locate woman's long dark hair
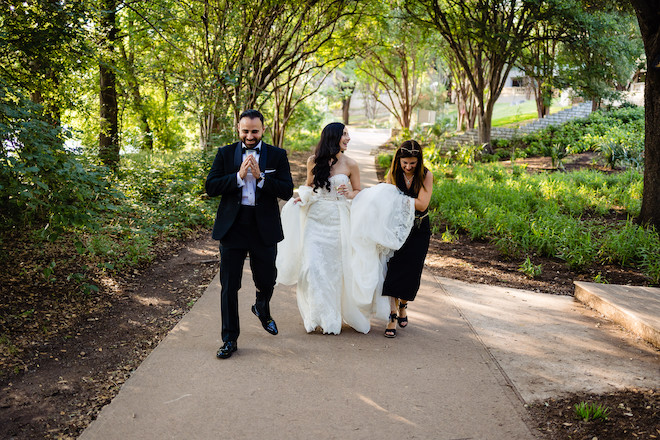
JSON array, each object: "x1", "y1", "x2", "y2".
[
  {"x1": 312, "y1": 122, "x2": 344, "y2": 192},
  {"x1": 388, "y1": 139, "x2": 427, "y2": 196}
]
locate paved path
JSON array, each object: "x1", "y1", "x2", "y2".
[{"x1": 81, "y1": 128, "x2": 659, "y2": 439}]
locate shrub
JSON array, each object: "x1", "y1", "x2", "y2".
[
  {"x1": 377, "y1": 153, "x2": 393, "y2": 171},
  {"x1": 501, "y1": 105, "x2": 645, "y2": 164},
  {"x1": 0, "y1": 80, "x2": 117, "y2": 239}
]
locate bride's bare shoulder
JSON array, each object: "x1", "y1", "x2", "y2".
[
  {"x1": 347, "y1": 156, "x2": 360, "y2": 171},
  {"x1": 342, "y1": 154, "x2": 358, "y2": 167}
]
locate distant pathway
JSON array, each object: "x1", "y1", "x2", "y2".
[{"x1": 345, "y1": 127, "x2": 391, "y2": 187}]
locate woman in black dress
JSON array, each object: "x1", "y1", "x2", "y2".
[{"x1": 383, "y1": 140, "x2": 433, "y2": 338}]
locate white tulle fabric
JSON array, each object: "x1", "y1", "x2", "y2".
[
  {"x1": 350, "y1": 183, "x2": 415, "y2": 320},
  {"x1": 277, "y1": 177, "x2": 414, "y2": 334}
]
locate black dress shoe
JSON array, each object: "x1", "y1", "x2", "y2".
[
  {"x1": 217, "y1": 341, "x2": 237, "y2": 359},
  {"x1": 251, "y1": 305, "x2": 278, "y2": 335}
]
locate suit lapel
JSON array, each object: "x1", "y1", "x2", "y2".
[
  {"x1": 258, "y1": 143, "x2": 268, "y2": 171},
  {"x1": 233, "y1": 142, "x2": 243, "y2": 169}
]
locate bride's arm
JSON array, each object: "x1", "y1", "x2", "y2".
[
  {"x1": 305, "y1": 155, "x2": 315, "y2": 186},
  {"x1": 345, "y1": 158, "x2": 361, "y2": 199},
  {"x1": 414, "y1": 171, "x2": 434, "y2": 211},
  {"x1": 294, "y1": 156, "x2": 315, "y2": 204}
]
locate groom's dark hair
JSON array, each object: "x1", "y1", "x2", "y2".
[{"x1": 239, "y1": 109, "x2": 264, "y2": 125}]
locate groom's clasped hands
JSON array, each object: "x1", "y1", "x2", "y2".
[{"x1": 238, "y1": 154, "x2": 260, "y2": 180}]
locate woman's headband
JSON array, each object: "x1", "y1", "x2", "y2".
[{"x1": 399, "y1": 146, "x2": 420, "y2": 156}]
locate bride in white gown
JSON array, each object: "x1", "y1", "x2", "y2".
[
  {"x1": 277, "y1": 122, "x2": 366, "y2": 334},
  {"x1": 277, "y1": 123, "x2": 415, "y2": 334}
]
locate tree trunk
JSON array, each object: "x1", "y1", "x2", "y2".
[
  {"x1": 631, "y1": 0, "x2": 660, "y2": 228},
  {"x1": 477, "y1": 105, "x2": 494, "y2": 154},
  {"x1": 402, "y1": 105, "x2": 412, "y2": 130},
  {"x1": 467, "y1": 93, "x2": 477, "y2": 130},
  {"x1": 532, "y1": 78, "x2": 551, "y2": 118},
  {"x1": 99, "y1": 0, "x2": 119, "y2": 168},
  {"x1": 341, "y1": 94, "x2": 351, "y2": 126},
  {"x1": 199, "y1": 112, "x2": 214, "y2": 150}
]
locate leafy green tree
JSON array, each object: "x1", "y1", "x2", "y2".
[
  {"x1": 443, "y1": 43, "x2": 478, "y2": 130},
  {"x1": 128, "y1": 0, "x2": 363, "y2": 149},
  {"x1": 98, "y1": 0, "x2": 120, "y2": 167},
  {"x1": 119, "y1": 14, "x2": 153, "y2": 151},
  {"x1": 357, "y1": 7, "x2": 439, "y2": 130},
  {"x1": 0, "y1": 0, "x2": 90, "y2": 125},
  {"x1": 0, "y1": 79, "x2": 115, "y2": 238},
  {"x1": 556, "y1": 5, "x2": 642, "y2": 110},
  {"x1": 329, "y1": 66, "x2": 358, "y2": 126},
  {"x1": 270, "y1": 59, "x2": 334, "y2": 149},
  {"x1": 517, "y1": 11, "x2": 565, "y2": 118},
  {"x1": 405, "y1": 0, "x2": 549, "y2": 151},
  {"x1": 264, "y1": 3, "x2": 361, "y2": 147}
]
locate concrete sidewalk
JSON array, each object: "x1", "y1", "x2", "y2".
[
  {"x1": 80, "y1": 272, "x2": 538, "y2": 440},
  {"x1": 79, "y1": 271, "x2": 660, "y2": 440},
  {"x1": 80, "y1": 128, "x2": 659, "y2": 439}
]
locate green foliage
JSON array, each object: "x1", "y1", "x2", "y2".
[
  {"x1": 504, "y1": 106, "x2": 645, "y2": 170},
  {"x1": 599, "y1": 220, "x2": 660, "y2": 283},
  {"x1": 115, "y1": 150, "x2": 217, "y2": 236},
  {"x1": 440, "y1": 227, "x2": 459, "y2": 243},
  {"x1": 377, "y1": 153, "x2": 393, "y2": 171},
  {"x1": 556, "y1": 5, "x2": 642, "y2": 105},
  {"x1": 592, "y1": 272, "x2": 608, "y2": 284},
  {"x1": 0, "y1": 1, "x2": 91, "y2": 120},
  {"x1": 72, "y1": 149, "x2": 218, "y2": 275},
  {"x1": 519, "y1": 257, "x2": 542, "y2": 278},
  {"x1": 447, "y1": 144, "x2": 485, "y2": 165},
  {"x1": 573, "y1": 402, "x2": 610, "y2": 422},
  {"x1": 0, "y1": 81, "x2": 117, "y2": 239},
  {"x1": 274, "y1": 100, "x2": 324, "y2": 151},
  {"x1": 427, "y1": 163, "x2": 658, "y2": 280}
]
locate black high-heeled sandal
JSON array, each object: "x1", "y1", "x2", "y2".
[
  {"x1": 384, "y1": 313, "x2": 397, "y2": 338},
  {"x1": 397, "y1": 302, "x2": 408, "y2": 328}
]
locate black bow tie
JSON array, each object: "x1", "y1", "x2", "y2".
[{"x1": 242, "y1": 146, "x2": 260, "y2": 154}]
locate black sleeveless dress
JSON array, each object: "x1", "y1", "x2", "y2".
[{"x1": 381, "y1": 178, "x2": 431, "y2": 302}]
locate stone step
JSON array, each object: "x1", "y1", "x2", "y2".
[{"x1": 574, "y1": 281, "x2": 660, "y2": 349}]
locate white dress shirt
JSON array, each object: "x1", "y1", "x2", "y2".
[{"x1": 237, "y1": 141, "x2": 265, "y2": 206}]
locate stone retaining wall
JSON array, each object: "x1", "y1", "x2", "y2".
[{"x1": 446, "y1": 102, "x2": 593, "y2": 148}]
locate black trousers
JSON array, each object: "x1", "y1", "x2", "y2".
[{"x1": 219, "y1": 206, "x2": 277, "y2": 342}]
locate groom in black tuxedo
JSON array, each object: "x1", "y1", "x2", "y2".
[{"x1": 206, "y1": 109, "x2": 293, "y2": 359}]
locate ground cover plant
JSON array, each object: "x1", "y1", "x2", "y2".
[{"x1": 427, "y1": 162, "x2": 660, "y2": 283}]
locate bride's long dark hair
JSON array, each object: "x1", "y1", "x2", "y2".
[{"x1": 312, "y1": 122, "x2": 344, "y2": 192}]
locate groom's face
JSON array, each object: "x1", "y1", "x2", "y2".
[{"x1": 238, "y1": 116, "x2": 264, "y2": 149}]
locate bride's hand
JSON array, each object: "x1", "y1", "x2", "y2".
[{"x1": 293, "y1": 197, "x2": 302, "y2": 204}]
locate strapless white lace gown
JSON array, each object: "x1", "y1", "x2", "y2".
[{"x1": 277, "y1": 177, "x2": 414, "y2": 334}]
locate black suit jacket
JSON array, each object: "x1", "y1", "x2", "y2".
[{"x1": 206, "y1": 141, "x2": 294, "y2": 246}]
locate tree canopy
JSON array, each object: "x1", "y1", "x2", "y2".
[{"x1": 1, "y1": 0, "x2": 658, "y2": 227}]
